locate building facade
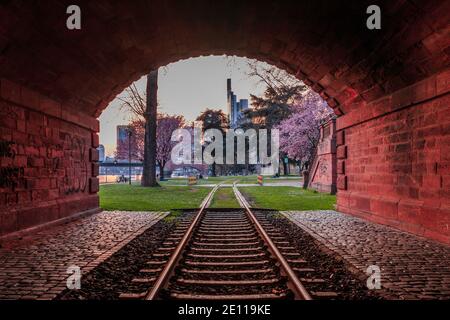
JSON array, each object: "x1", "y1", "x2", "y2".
[
  {"x1": 227, "y1": 78, "x2": 248, "y2": 128},
  {"x1": 117, "y1": 125, "x2": 129, "y2": 147}
]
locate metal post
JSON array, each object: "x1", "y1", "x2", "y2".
[
  {"x1": 128, "y1": 128, "x2": 132, "y2": 185},
  {"x1": 114, "y1": 160, "x2": 118, "y2": 183}
]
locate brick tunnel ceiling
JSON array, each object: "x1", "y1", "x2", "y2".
[{"x1": 0, "y1": 0, "x2": 448, "y2": 117}]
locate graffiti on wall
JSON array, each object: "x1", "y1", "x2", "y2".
[
  {"x1": 62, "y1": 134, "x2": 88, "y2": 195},
  {"x1": 0, "y1": 140, "x2": 23, "y2": 189},
  {"x1": 319, "y1": 160, "x2": 328, "y2": 178},
  {"x1": 0, "y1": 101, "x2": 89, "y2": 196},
  {"x1": 0, "y1": 134, "x2": 89, "y2": 194}
]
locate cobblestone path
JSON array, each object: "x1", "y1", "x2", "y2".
[{"x1": 284, "y1": 210, "x2": 450, "y2": 300}]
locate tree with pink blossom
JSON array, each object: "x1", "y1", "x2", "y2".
[
  {"x1": 115, "y1": 122, "x2": 144, "y2": 161},
  {"x1": 275, "y1": 90, "x2": 333, "y2": 165},
  {"x1": 116, "y1": 114, "x2": 185, "y2": 180},
  {"x1": 242, "y1": 61, "x2": 333, "y2": 174},
  {"x1": 155, "y1": 114, "x2": 185, "y2": 179}
]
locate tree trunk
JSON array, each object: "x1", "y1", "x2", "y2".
[
  {"x1": 141, "y1": 70, "x2": 159, "y2": 187},
  {"x1": 282, "y1": 159, "x2": 288, "y2": 176},
  {"x1": 159, "y1": 160, "x2": 165, "y2": 180}
]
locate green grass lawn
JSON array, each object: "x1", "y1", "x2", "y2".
[
  {"x1": 100, "y1": 184, "x2": 212, "y2": 211},
  {"x1": 99, "y1": 182, "x2": 332, "y2": 212},
  {"x1": 236, "y1": 175, "x2": 301, "y2": 184},
  {"x1": 158, "y1": 176, "x2": 238, "y2": 186},
  {"x1": 158, "y1": 179, "x2": 191, "y2": 186},
  {"x1": 159, "y1": 175, "x2": 301, "y2": 186},
  {"x1": 240, "y1": 186, "x2": 336, "y2": 211},
  {"x1": 209, "y1": 187, "x2": 240, "y2": 208}
]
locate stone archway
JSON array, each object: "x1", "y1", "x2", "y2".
[{"x1": 0, "y1": 0, "x2": 449, "y2": 242}]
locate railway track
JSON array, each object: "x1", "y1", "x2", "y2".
[{"x1": 120, "y1": 184, "x2": 315, "y2": 300}]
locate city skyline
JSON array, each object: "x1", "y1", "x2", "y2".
[
  {"x1": 99, "y1": 56, "x2": 268, "y2": 156},
  {"x1": 227, "y1": 78, "x2": 249, "y2": 128}
]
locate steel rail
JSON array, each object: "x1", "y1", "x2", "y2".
[
  {"x1": 232, "y1": 183, "x2": 313, "y2": 300},
  {"x1": 145, "y1": 184, "x2": 221, "y2": 300}
]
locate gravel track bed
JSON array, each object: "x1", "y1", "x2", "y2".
[
  {"x1": 165, "y1": 209, "x2": 292, "y2": 298},
  {"x1": 165, "y1": 283, "x2": 289, "y2": 297}
]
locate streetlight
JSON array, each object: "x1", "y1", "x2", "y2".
[
  {"x1": 127, "y1": 127, "x2": 132, "y2": 185},
  {"x1": 113, "y1": 160, "x2": 118, "y2": 183}
]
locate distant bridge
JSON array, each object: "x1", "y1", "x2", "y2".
[{"x1": 99, "y1": 162, "x2": 144, "y2": 168}]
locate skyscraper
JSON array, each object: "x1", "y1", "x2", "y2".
[
  {"x1": 117, "y1": 125, "x2": 129, "y2": 146},
  {"x1": 226, "y1": 78, "x2": 248, "y2": 128}
]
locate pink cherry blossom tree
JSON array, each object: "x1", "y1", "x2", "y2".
[
  {"x1": 116, "y1": 114, "x2": 185, "y2": 180},
  {"x1": 275, "y1": 89, "x2": 333, "y2": 165},
  {"x1": 155, "y1": 114, "x2": 185, "y2": 179}
]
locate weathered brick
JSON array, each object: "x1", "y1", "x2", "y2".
[
  {"x1": 16, "y1": 119, "x2": 25, "y2": 132},
  {"x1": 0, "y1": 192, "x2": 6, "y2": 207},
  {"x1": 17, "y1": 191, "x2": 31, "y2": 203},
  {"x1": 13, "y1": 155, "x2": 27, "y2": 167},
  {"x1": 0, "y1": 79, "x2": 21, "y2": 104},
  {"x1": 89, "y1": 177, "x2": 99, "y2": 194},
  {"x1": 32, "y1": 189, "x2": 51, "y2": 202},
  {"x1": 28, "y1": 157, "x2": 44, "y2": 168},
  {"x1": 91, "y1": 132, "x2": 99, "y2": 148},
  {"x1": 436, "y1": 68, "x2": 450, "y2": 95},
  {"x1": 90, "y1": 148, "x2": 99, "y2": 162},
  {"x1": 337, "y1": 160, "x2": 345, "y2": 175},
  {"x1": 331, "y1": 106, "x2": 342, "y2": 117},
  {"x1": 6, "y1": 193, "x2": 17, "y2": 206},
  {"x1": 48, "y1": 189, "x2": 59, "y2": 200},
  {"x1": 336, "y1": 130, "x2": 345, "y2": 146},
  {"x1": 336, "y1": 145, "x2": 347, "y2": 159},
  {"x1": 370, "y1": 197, "x2": 398, "y2": 219},
  {"x1": 326, "y1": 98, "x2": 338, "y2": 108},
  {"x1": 0, "y1": 114, "x2": 16, "y2": 130},
  {"x1": 34, "y1": 179, "x2": 51, "y2": 190},
  {"x1": 20, "y1": 86, "x2": 40, "y2": 109},
  {"x1": 39, "y1": 97, "x2": 61, "y2": 118},
  {"x1": 422, "y1": 175, "x2": 441, "y2": 189},
  {"x1": 92, "y1": 163, "x2": 99, "y2": 177},
  {"x1": 337, "y1": 175, "x2": 347, "y2": 190}
]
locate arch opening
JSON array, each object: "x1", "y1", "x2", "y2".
[
  {"x1": 98, "y1": 55, "x2": 334, "y2": 184},
  {"x1": 0, "y1": 0, "x2": 449, "y2": 243}
]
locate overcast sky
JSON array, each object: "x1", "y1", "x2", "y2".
[{"x1": 99, "y1": 56, "x2": 267, "y2": 156}]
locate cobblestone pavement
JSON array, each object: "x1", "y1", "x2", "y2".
[
  {"x1": 283, "y1": 210, "x2": 450, "y2": 300},
  {"x1": 0, "y1": 211, "x2": 168, "y2": 300}
]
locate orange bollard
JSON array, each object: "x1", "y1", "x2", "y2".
[
  {"x1": 188, "y1": 176, "x2": 198, "y2": 186},
  {"x1": 257, "y1": 175, "x2": 263, "y2": 186}
]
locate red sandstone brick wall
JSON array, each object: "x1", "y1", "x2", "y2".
[
  {"x1": 309, "y1": 119, "x2": 337, "y2": 194},
  {"x1": 336, "y1": 70, "x2": 450, "y2": 244},
  {"x1": 0, "y1": 79, "x2": 99, "y2": 236}
]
